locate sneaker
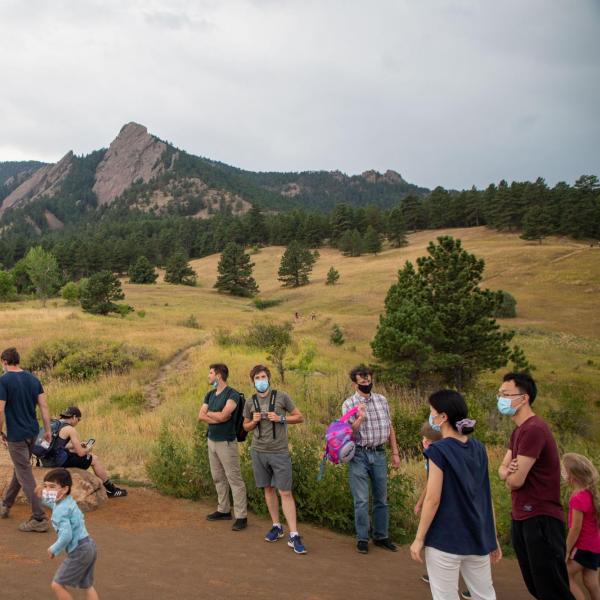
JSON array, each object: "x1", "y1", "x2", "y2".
[
  {"x1": 461, "y1": 592, "x2": 472, "y2": 599},
  {"x1": 373, "y1": 538, "x2": 398, "y2": 552},
  {"x1": 356, "y1": 540, "x2": 369, "y2": 554},
  {"x1": 106, "y1": 486, "x2": 128, "y2": 498},
  {"x1": 0, "y1": 500, "x2": 10, "y2": 519},
  {"x1": 288, "y1": 534, "x2": 307, "y2": 554},
  {"x1": 421, "y1": 574, "x2": 429, "y2": 584},
  {"x1": 232, "y1": 518, "x2": 248, "y2": 531},
  {"x1": 265, "y1": 525, "x2": 284, "y2": 542},
  {"x1": 18, "y1": 517, "x2": 49, "y2": 533},
  {"x1": 206, "y1": 511, "x2": 232, "y2": 521}
]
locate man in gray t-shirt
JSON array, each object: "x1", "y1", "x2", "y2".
[{"x1": 242, "y1": 364, "x2": 307, "y2": 554}]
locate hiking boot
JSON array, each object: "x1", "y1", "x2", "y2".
[
  {"x1": 232, "y1": 518, "x2": 248, "y2": 531},
  {"x1": 0, "y1": 500, "x2": 10, "y2": 519},
  {"x1": 18, "y1": 517, "x2": 49, "y2": 533},
  {"x1": 356, "y1": 540, "x2": 369, "y2": 554},
  {"x1": 461, "y1": 591, "x2": 472, "y2": 599},
  {"x1": 288, "y1": 534, "x2": 307, "y2": 554},
  {"x1": 206, "y1": 511, "x2": 232, "y2": 521},
  {"x1": 421, "y1": 573, "x2": 430, "y2": 584},
  {"x1": 265, "y1": 525, "x2": 284, "y2": 542},
  {"x1": 106, "y1": 486, "x2": 128, "y2": 498},
  {"x1": 374, "y1": 538, "x2": 397, "y2": 552}
]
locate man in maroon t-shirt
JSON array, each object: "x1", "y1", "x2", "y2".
[{"x1": 497, "y1": 372, "x2": 574, "y2": 600}]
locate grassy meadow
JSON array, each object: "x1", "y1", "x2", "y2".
[{"x1": 1, "y1": 226, "x2": 599, "y2": 541}]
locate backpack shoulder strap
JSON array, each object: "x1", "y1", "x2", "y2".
[
  {"x1": 252, "y1": 394, "x2": 260, "y2": 412},
  {"x1": 270, "y1": 390, "x2": 278, "y2": 439}
]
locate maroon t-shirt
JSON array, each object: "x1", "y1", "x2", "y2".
[{"x1": 508, "y1": 415, "x2": 564, "y2": 522}]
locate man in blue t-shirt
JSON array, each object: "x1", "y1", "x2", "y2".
[{"x1": 0, "y1": 347, "x2": 52, "y2": 532}]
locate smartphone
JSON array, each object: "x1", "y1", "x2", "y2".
[{"x1": 85, "y1": 438, "x2": 96, "y2": 449}]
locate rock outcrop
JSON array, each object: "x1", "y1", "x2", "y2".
[
  {"x1": 92, "y1": 122, "x2": 166, "y2": 206},
  {"x1": 0, "y1": 152, "x2": 73, "y2": 216}
]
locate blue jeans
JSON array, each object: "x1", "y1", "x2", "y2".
[{"x1": 348, "y1": 448, "x2": 388, "y2": 541}]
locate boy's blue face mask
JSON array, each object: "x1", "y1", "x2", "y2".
[
  {"x1": 41, "y1": 489, "x2": 59, "y2": 507},
  {"x1": 429, "y1": 414, "x2": 442, "y2": 432},
  {"x1": 255, "y1": 379, "x2": 269, "y2": 393}
]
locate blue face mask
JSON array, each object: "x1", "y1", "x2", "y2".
[
  {"x1": 210, "y1": 380, "x2": 218, "y2": 390},
  {"x1": 497, "y1": 396, "x2": 517, "y2": 416},
  {"x1": 255, "y1": 379, "x2": 269, "y2": 393},
  {"x1": 429, "y1": 414, "x2": 442, "y2": 432}
]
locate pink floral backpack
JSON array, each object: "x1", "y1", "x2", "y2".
[{"x1": 317, "y1": 406, "x2": 360, "y2": 480}]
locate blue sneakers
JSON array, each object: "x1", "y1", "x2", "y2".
[
  {"x1": 265, "y1": 525, "x2": 284, "y2": 542},
  {"x1": 288, "y1": 534, "x2": 307, "y2": 554}
]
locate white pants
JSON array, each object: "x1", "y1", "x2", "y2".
[{"x1": 425, "y1": 546, "x2": 496, "y2": 600}]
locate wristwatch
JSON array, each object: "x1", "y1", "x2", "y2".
[{"x1": 280, "y1": 415, "x2": 286, "y2": 424}]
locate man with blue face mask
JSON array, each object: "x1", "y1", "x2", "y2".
[
  {"x1": 497, "y1": 372, "x2": 574, "y2": 600},
  {"x1": 242, "y1": 364, "x2": 306, "y2": 554}
]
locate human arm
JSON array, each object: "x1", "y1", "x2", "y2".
[
  {"x1": 389, "y1": 425, "x2": 400, "y2": 468},
  {"x1": 268, "y1": 407, "x2": 304, "y2": 424},
  {"x1": 48, "y1": 510, "x2": 73, "y2": 557},
  {"x1": 349, "y1": 402, "x2": 366, "y2": 433},
  {"x1": 243, "y1": 414, "x2": 261, "y2": 432},
  {"x1": 0, "y1": 400, "x2": 6, "y2": 447},
  {"x1": 505, "y1": 455, "x2": 537, "y2": 491},
  {"x1": 198, "y1": 402, "x2": 219, "y2": 425},
  {"x1": 410, "y1": 460, "x2": 443, "y2": 563},
  {"x1": 498, "y1": 450, "x2": 513, "y2": 481},
  {"x1": 414, "y1": 487, "x2": 427, "y2": 515},
  {"x1": 206, "y1": 399, "x2": 237, "y2": 423},
  {"x1": 64, "y1": 426, "x2": 89, "y2": 457},
  {"x1": 37, "y1": 393, "x2": 52, "y2": 443},
  {"x1": 566, "y1": 508, "x2": 584, "y2": 559}
]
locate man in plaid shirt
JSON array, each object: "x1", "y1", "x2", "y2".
[{"x1": 342, "y1": 365, "x2": 401, "y2": 554}]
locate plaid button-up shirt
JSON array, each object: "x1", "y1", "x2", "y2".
[{"x1": 342, "y1": 391, "x2": 391, "y2": 447}]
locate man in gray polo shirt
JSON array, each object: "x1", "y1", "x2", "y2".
[{"x1": 242, "y1": 364, "x2": 307, "y2": 554}]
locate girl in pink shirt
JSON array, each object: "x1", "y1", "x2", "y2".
[{"x1": 563, "y1": 453, "x2": 600, "y2": 600}]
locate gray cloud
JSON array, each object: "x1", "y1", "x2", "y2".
[{"x1": 0, "y1": 0, "x2": 598, "y2": 189}]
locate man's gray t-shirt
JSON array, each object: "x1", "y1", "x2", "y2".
[{"x1": 243, "y1": 390, "x2": 295, "y2": 453}]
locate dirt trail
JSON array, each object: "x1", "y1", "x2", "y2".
[
  {"x1": 0, "y1": 488, "x2": 531, "y2": 599},
  {"x1": 144, "y1": 340, "x2": 205, "y2": 408}
]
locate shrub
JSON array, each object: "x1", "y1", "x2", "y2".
[
  {"x1": 0, "y1": 270, "x2": 17, "y2": 301},
  {"x1": 494, "y1": 290, "x2": 517, "y2": 318},
  {"x1": 330, "y1": 324, "x2": 345, "y2": 345},
  {"x1": 253, "y1": 298, "x2": 283, "y2": 310},
  {"x1": 108, "y1": 391, "x2": 146, "y2": 414},
  {"x1": 137, "y1": 310, "x2": 146, "y2": 318},
  {"x1": 180, "y1": 314, "x2": 200, "y2": 329},
  {"x1": 61, "y1": 281, "x2": 80, "y2": 305}
]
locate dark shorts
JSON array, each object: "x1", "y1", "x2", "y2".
[
  {"x1": 251, "y1": 450, "x2": 293, "y2": 491},
  {"x1": 54, "y1": 537, "x2": 97, "y2": 588},
  {"x1": 573, "y1": 549, "x2": 600, "y2": 570},
  {"x1": 61, "y1": 453, "x2": 93, "y2": 470}
]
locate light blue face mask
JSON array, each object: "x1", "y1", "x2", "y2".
[
  {"x1": 210, "y1": 380, "x2": 218, "y2": 390},
  {"x1": 497, "y1": 396, "x2": 517, "y2": 416},
  {"x1": 255, "y1": 379, "x2": 269, "y2": 393},
  {"x1": 429, "y1": 413, "x2": 442, "y2": 433}
]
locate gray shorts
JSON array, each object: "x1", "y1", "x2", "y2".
[
  {"x1": 54, "y1": 537, "x2": 97, "y2": 589},
  {"x1": 251, "y1": 450, "x2": 293, "y2": 491}
]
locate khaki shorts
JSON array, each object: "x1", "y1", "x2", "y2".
[{"x1": 251, "y1": 450, "x2": 293, "y2": 491}]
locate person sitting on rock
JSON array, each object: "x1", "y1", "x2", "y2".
[{"x1": 46, "y1": 406, "x2": 127, "y2": 498}]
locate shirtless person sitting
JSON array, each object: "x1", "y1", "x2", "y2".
[{"x1": 49, "y1": 406, "x2": 127, "y2": 498}]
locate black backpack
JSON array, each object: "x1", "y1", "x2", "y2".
[
  {"x1": 32, "y1": 419, "x2": 66, "y2": 464},
  {"x1": 205, "y1": 387, "x2": 248, "y2": 443},
  {"x1": 252, "y1": 390, "x2": 278, "y2": 439}
]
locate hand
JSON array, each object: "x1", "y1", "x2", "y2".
[
  {"x1": 47, "y1": 548, "x2": 55, "y2": 559},
  {"x1": 358, "y1": 403, "x2": 367, "y2": 417},
  {"x1": 81, "y1": 442, "x2": 87, "y2": 448},
  {"x1": 44, "y1": 430, "x2": 52, "y2": 444},
  {"x1": 267, "y1": 412, "x2": 279, "y2": 422},
  {"x1": 490, "y1": 541, "x2": 503, "y2": 564},
  {"x1": 410, "y1": 538, "x2": 424, "y2": 563},
  {"x1": 508, "y1": 459, "x2": 519, "y2": 474},
  {"x1": 252, "y1": 412, "x2": 261, "y2": 423},
  {"x1": 391, "y1": 454, "x2": 401, "y2": 469},
  {"x1": 34, "y1": 484, "x2": 44, "y2": 498},
  {"x1": 0, "y1": 432, "x2": 7, "y2": 448}
]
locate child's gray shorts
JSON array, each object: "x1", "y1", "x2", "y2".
[{"x1": 54, "y1": 537, "x2": 97, "y2": 589}]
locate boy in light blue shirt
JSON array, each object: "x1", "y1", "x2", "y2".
[{"x1": 39, "y1": 468, "x2": 99, "y2": 600}]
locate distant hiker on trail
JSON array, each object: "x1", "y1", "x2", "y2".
[
  {"x1": 310, "y1": 311, "x2": 316, "y2": 320},
  {"x1": 43, "y1": 406, "x2": 127, "y2": 498},
  {"x1": 0, "y1": 346, "x2": 51, "y2": 532},
  {"x1": 39, "y1": 468, "x2": 99, "y2": 600},
  {"x1": 242, "y1": 364, "x2": 306, "y2": 554},
  {"x1": 497, "y1": 372, "x2": 575, "y2": 600},
  {"x1": 410, "y1": 390, "x2": 500, "y2": 600},
  {"x1": 198, "y1": 363, "x2": 248, "y2": 531},
  {"x1": 342, "y1": 365, "x2": 400, "y2": 554}
]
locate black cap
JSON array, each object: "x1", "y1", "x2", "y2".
[{"x1": 59, "y1": 406, "x2": 82, "y2": 419}]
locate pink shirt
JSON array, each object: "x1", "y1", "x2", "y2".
[{"x1": 569, "y1": 489, "x2": 600, "y2": 553}]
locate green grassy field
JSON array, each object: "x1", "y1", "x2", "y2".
[{"x1": 1, "y1": 227, "x2": 599, "y2": 541}]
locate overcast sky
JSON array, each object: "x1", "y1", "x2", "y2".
[{"x1": 1, "y1": 0, "x2": 598, "y2": 189}]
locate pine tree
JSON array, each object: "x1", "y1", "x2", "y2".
[
  {"x1": 0, "y1": 271, "x2": 17, "y2": 301},
  {"x1": 80, "y1": 271, "x2": 125, "y2": 315},
  {"x1": 214, "y1": 242, "x2": 259, "y2": 297},
  {"x1": 326, "y1": 266, "x2": 340, "y2": 285},
  {"x1": 387, "y1": 207, "x2": 408, "y2": 247},
  {"x1": 521, "y1": 206, "x2": 552, "y2": 244},
  {"x1": 372, "y1": 236, "x2": 515, "y2": 389},
  {"x1": 164, "y1": 250, "x2": 197, "y2": 286},
  {"x1": 339, "y1": 229, "x2": 364, "y2": 256},
  {"x1": 129, "y1": 256, "x2": 158, "y2": 284},
  {"x1": 330, "y1": 324, "x2": 345, "y2": 345},
  {"x1": 363, "y1": 225, "x2": 383, "y2": 255},
  {"x1": 277, "y1": 241, "x2": 317, "y2": 287}
]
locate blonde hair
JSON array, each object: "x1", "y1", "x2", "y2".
[{"x1": 562, "y1": 453, "x2": 600, "y2": 519}]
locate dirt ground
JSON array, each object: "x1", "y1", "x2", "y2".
[{"x1": 0, "y1": 487, "x2": 531, "y2": 599}]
